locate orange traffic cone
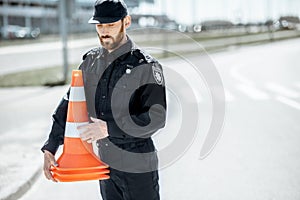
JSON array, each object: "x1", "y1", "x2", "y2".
[{"x1": 51, "y1": 70, "x2": 110, "y2": 182}]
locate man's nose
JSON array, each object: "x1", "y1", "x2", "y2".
[{"x1": 99, "y1": 26, "x2": 109, "y2": 35}]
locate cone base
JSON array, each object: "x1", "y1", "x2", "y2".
[
  {"x1": 52, "y1": 165, "x2": 108, "y2": 173},
  {"x1": 52, "y1": 167, "x2": 109, "y2": 174},
  {"x1": 53, "y1": 172, "x2": 110, "y2": 182}
]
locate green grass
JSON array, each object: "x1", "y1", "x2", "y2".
[{"x1": 0, "y1": 66, "x2": 76, "y2": 87}]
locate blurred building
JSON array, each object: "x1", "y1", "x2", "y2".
[{"x1": 0, "y1": 0, "x2": 159, "y2": 39}]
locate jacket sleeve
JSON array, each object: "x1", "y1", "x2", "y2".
[
  {"x1": 115, "y1": 62, "x2": 167, "y2": 138},
  {"x1": 41, "y1": 58, "x2": 89, "y2": 155},
  {"x1": 40, "y1": 88, "x2": 70, "y2": 155}
]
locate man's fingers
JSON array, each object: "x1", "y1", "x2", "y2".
[
  {"x1": 50, "y1": 158, "x2": 58, "y2": 167},
  {"x1": 80, "y1": 133, "x2": 93, "y2": 141},
  {"x1": 79, "y1": 127, "x2": 93, "y2": 140},
  {"x1": 45, "y1": 151, "x2": 58, "y2": 166},
  {"x1": 91, "y1": 117, "x2": 107, "y2": 127},
  {"x1": 90, "y1": 117, "x2": 101, "y2": 123},
  {"x1": 77, "y1": 124, "x2": 92, "y2": 139},
  {"x1": 81, "y1": 133, "x2": 95, "y2": 143},
  {"x1": 43, "y1": 167, "x2": 57, "y2": 182},
  {"x1": 86, "y1": 139, "x2": 93, "y2": 143},
  {"x1": 77, "y1": 123, "x2": 90, "y2": 130},
  {"x1": 43, "y1": 151, "x2": 58, "y2": 182},
  {"x1": 48, "y1": 155, "x2": 58, "y2": 166},
  {"x1": 78, "y1": 118, "x2": 109, "y2": 141}
]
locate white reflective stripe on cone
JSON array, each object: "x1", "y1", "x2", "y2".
[
  {"x1": 65, "y1": 122, "x2": 89, "y2": 138},
  {"x1": 69, "y1": 86, "x2": 86, "y2": 102}
]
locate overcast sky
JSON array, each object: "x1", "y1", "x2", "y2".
[{"x1": 137, "y1": 0, "x2": 300, "y2": 24}]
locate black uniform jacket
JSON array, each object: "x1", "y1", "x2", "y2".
[{"x1": 41, "y1": 36, "x2": 167, "y2": 155}]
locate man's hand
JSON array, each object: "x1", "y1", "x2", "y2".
[
  {"x1": 43, "y1": 150, "x2": 58, "y2": 182},
  {"x1": 78, "y1": 117, "x2": 109, "y2": 143}
]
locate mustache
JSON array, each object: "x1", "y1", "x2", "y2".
[{"x1": 100, "y1": 35, "x2": 112, "y2": 39}]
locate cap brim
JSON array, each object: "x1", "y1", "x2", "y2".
[
  {"x1": 88, "y1": 17, "x2": 100, "y2": 24},
  {"x1": 88, "y1": 17, "x2": 123, "y2": 24}
]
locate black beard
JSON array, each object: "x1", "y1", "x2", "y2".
[{"x1": 99, "y1": 23, "x2": 125, "y2": 51}]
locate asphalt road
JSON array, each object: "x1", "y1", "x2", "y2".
[
  {"x1": 0, "y1": 38, "x2": 97, "y2": 75},
  {"x1": 2, "y1": 38, "x2": 300, "y2": 199}
]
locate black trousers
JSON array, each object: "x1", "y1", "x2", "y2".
[
  {"x1": 100, "y1": 168, "x2": 159, "y2": 200},
  {"x1": 97, "y1": 138, "x2": 160, "y2": 200}
]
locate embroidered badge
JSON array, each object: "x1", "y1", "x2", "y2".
[{"x1": 152, "y1": 65, "x2": 163, "y2": 85}]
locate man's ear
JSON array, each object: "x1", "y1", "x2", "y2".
[{"x1": 124, "y1": 15, "x2": 131, "y2": 28}]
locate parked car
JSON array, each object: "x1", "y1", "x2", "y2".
[
  {"x1": 200, "y1": 20, "x2": 234, "y2": 31},
  {"x1": 0, "y1": 25, "x2": 40, "y2": 40},
  {"x1": 177, "y1": 24, "x2": 202, "y2": 33},
  {"x1": 274, "y1": 16, "x2": 300, "y2": 30}
]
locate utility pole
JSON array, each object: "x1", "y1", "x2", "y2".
[
  {"x1": 161, "y1": 0, "x2": 169, "y2": 58},
  {"x1": 25, "y1": 0, "x2": 32, "y2": 28},
  {"x1": 3, "y1": 0, "x2": 9, "y2": 39},
  {"x1": 59, "y1": 0, "x2": 69, "y2": 84},
  {"x1": 266, "y1": 0, "x2": 274, "y2": 41},
  {"x1": 192, "y1": 0, "x2": 196, "y2": 25}
]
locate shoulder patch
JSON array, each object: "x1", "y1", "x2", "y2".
[
  {"x1": 133, "y1": 49, "x2": 157, "y2": 63},
  {"x1": 152, "y1": 64, "x2": 163, "y2": 85},
  {"x1": 82, "y1": 47, "x2": 102, "y2": 60}
]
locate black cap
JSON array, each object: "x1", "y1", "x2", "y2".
[{"x1": 88, "y1": 0, "x2": 128, "y2": 24}]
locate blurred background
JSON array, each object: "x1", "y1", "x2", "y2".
[
  {"x1": 1, "y1": 0, "x2": 300, "y2": 37},
  {"x1": 1, "y1": 1, "x2": 300, "y2": 200},
  {"x1": 0, "y1": 0, "x2": 300, "y2": 85}
]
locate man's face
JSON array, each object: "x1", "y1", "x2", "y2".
[{"x1": 96, "y1": 19, "x2": 125, "y2": 51}]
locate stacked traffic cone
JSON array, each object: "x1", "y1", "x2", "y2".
[{"x1": 51, "y1": 70, "x2": 110, "y2": 182}]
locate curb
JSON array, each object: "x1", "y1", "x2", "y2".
[{"x1": 1, "y1": 168, "x2": 42, "y2": 200}]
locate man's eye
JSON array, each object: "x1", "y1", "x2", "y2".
[{"x1": 108, "y1": 24, "x2": 114, "y2": 27}]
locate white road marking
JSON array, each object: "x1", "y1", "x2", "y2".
[
  {"x1": 230, "y1": 65, "x2": 254, "y2": 86},
  {"x1": 265, "y1": 82, "x2": 299, "y2": 98},
  {"x1": 276, "y1": 96, "x2": 300, "y2": 111},
  {"x1": 236, "y1": 84, "x2": 270, "y2": 100}
]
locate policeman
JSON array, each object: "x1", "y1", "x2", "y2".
[{"x1": 41, "y1": 0, "x2": 166, "y2": 200}]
